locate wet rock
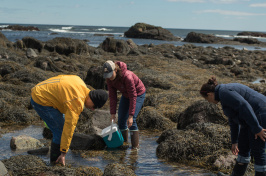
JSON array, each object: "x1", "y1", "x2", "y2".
[
  {"x1": 85, "y1": 65, "x2": 106, "y2": 89},
  {"x1": 156, "y1": 129, "x2": 216, "y2": 162},
  {"x1": 27, "y1": 147, "x2": 49, "y2": 155},
  {"x1": 0, "y1": 161, "x2": 8, "y2": 176},
  {"x1": 137, "y1": 106, "x2": 174, "y2": 131},
  {"x1": 156, "y1": 122, "x2": 232, "y2": 171},
  {"x1": 22, "y1": 37, "x2": 43, "y2": 52},
  {"x1": 103, "y1": 163, "x2": 136, "y2": 176},
  {"x1": 0, "y1": 61, "x2": 22, "y2": 77},
  {"x1": 139, "y1": 74, "x2": 172, "y2": 90},
  {"x1": 75, "y1": 166, "x2": 103, "y2": 176},
  {"x1": 177, "y1": 100, "x2": 227, "y2": 129},
  {"x1": 70, "y1": 133, "x2": 106, "y2": 150},
  {"x1": 1, "y1": 155, "x2": 46, "y2": 174},
  {"x1": 233, "y1": 38, "x2": 261, "y2": 44},
  {"x1": 237, "y1": 31, "x2": 266, "y2": 38},
  {"x1": 124, "y1": 23, "x2": 181, "y2": 41},
  {"x1": 0, "y1": 25, "x2": 40, "y2": 31},
  {"x1": 184, "y1": 32, "x2": 227, "y2": 43},
  {"x1": 92, "y1": 109, "x2": 112, "y2": 130},
  {"x1": 26, "y1": 48, "x2": 38, "y2": 58},
  {"x1": 0, "y1": 32, "x2": 12, "y2": 48},
  {"x1": 100, "y1": 37, "x2": 131, "y2": 54},
  {"x1": 34, "y1": 57, "x2": 64, "y2": 72},
  {"x1": 10, "y1": 135, "x2": 44, "y2": 150},
  {"x1": 44, "y1": 37, "x2": 89, "y2": 56},
  {"x1": 14, "y1": 40, "x2": 24, "y2": 49}
]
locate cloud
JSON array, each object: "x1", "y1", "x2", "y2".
[
  {"x1": 250, "y1": 3, "x2": 266, "y2": 7},
  {"x1": 197, "y1": 9, "x2": 266, "y2": 16}
]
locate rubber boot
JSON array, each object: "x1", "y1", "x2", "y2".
[
  {"x1": 130, "y1": 131, "x2": 139, "y2": 149},
  {"x1": 255, "y1": 172, "x2": 266, "y2": 176},
  {"x1": 121, "y1": 129, "x2": 128, "y2": 142},
  {"x1": 231, "y1": 162, "x2": 248, "y2": 176},
  {"x1": 50, "y1": 142, "x2": 61, "y2": 164}
]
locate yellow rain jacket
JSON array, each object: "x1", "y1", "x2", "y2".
[{"x1": 31, "y1": 75, "x2": 90, "y2": 153}]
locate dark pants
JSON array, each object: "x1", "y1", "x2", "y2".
[
  {"x1": 237, "y1": 108, "x2": 266, "y2": 172},
  {"x1": 31, "y1": 98, "x2": 65, "y2": 144},
  {"x1": 118, "y1": 92, "x2": 146, "y2": 131}
]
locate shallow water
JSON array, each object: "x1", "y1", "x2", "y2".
[{"x1": 0, "y1": 125, "x2": 216, "y2": 176}]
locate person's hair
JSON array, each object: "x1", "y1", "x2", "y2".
[
  {"x1": 114, "y1": 63, "x2": 123, "y2": 80},
  {"x1": 200, "y1": 76, "x2": 218, "y2": 97}
]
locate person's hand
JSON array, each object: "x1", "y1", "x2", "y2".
[
  {"x1": 111, "y1": 114, "x2": 116, "y2": 122},
  {"x1": 255, "y1": 129, "x2": 266, "y2": 142},
  {"x1": 56, "y1": 152, "x2": 66, "y2": 166},
  {"x1": 231, "y1": 143, "x2": 239, "y2": 155},
  {"x1": 127, "y1": 115, "x2": 133, "y2": 128}
]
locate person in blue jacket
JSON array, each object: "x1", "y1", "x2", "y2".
[{"x1": 200, "y1": 76, "x2": 266, "y2": 176}]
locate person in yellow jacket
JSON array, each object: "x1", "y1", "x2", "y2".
[{"x1": 31, "y1": 75, "x2": 108, "y2": 165}]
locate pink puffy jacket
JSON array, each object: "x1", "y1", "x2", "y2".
[{"x1": 107, "y1": 61, "x2": 146, "y2": 116}]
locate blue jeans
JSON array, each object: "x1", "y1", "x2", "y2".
[
  {"x1": 118, "y1": 92, "x2": 145, "y2": 131},
  {"x1": 237, "y1": 108, "x2": 266, "y2": 172},
  {"x1": 31, "y1": 98, "x2": 65, "y2": 144}
]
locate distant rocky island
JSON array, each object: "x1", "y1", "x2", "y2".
[{"x1": 0, "y1": 25, "x2": 40, "y2": 31}]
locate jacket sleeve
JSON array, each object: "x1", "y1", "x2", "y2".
[
  {"x1": 107, "y1": 80, "x2": 118, "y2": 115},
  {"x1": 60, "y1": 98, "x2": 84, "y2": 153},
  {"x1": 124, "y1": 75, "x2": 137, "y2": 116},
  {"x1": 220, "y1": 89, "x2": 262, "y2": 136}
]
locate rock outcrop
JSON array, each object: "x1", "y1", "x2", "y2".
[{"x1": 124, "y1": 23, "x2": 181, "y2": 41}]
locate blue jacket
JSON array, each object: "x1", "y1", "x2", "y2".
[{"x1": 215, "y1": 83, "x2": 266, "y2": 144}]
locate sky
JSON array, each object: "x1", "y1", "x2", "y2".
[{"x1": 1, "y1": 0, "x2": 266, "y2": 32}]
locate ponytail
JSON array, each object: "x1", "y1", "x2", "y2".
[{"x1": 200, "y1": 76, "x2": 218, "y2": 97}]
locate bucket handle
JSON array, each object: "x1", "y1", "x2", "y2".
[{"x1": 108, "y1": 119, "x2": 114, "y2": 141}]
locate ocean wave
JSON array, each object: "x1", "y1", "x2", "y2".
[
  {"x1": 62, "y1": 26, "x2": 73, "y2": 30},
  {"x1": 0, "y1": 25, "x2": 9, "y2": 28},
  {"x1": 96, "y1": 28, "x2": 112, "y2": 31}
]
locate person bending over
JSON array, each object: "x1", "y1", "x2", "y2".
[
  {"x1": 31, "y1": 75, "x2": 108, "y2": 165},
  {"x1": 102, "y1": 60, "x2": 146, "y2": 149},
  {"x1": 200, "y1": 76, "x2": 266, "y2": 176}
]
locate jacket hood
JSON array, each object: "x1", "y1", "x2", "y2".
[{"x1": 116, "y1": 61, "x2": 127, "y2": 76}]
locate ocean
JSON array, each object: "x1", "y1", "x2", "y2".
[{"x1": 1, "y1": 23, "x2": 266, "y2": 50}]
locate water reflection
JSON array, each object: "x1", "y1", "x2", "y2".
[{"x1": 0, "y1": 125, "x2": 216, "y2": 176}]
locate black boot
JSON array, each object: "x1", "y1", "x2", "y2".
[
  {"x1": 255, "y1": 171, "x2": 266, "y2": 176},
  {"x1": 50, "y1": 142, "x2": 61, "y2": 163},
  {"x1": 231, "y1": 162, "x2": 248, "y2": 176}
]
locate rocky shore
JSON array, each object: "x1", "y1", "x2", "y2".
[{"x1": 0, "y1": 24, "x2": 266, "y2": 175}]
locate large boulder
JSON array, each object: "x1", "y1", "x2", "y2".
[
  {"x1": 177, "y1": 100, "x2": 227, "y2": 129},
  {"x1": 22, "y1": 37, "x2": 44, "y2": 52},
  {"x1": 156, "y1": 123, "x2": 231, "y2": 169},
  {"x1": 100, "y1": 37, "x2": 131, "y2": 54},
  {"x1": 85, "y1": 66, "x2": 106, "y2": 90},
  {"x1": 184, "y1": 32, "x2": 227, "y2": 43},
  {"x1": 124, "y1": 23, "x2": 181, "y2": 41},
  {"x1": 44, "y1": 37, "x2": 89, "y2": 56},
  {"x1": 137, "y1": 106, "x2": 175, "y2": 131}
]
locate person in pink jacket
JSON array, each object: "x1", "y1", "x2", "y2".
[{"x1": 103, "y1": 60, "x2": 146, "y2": 149}]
